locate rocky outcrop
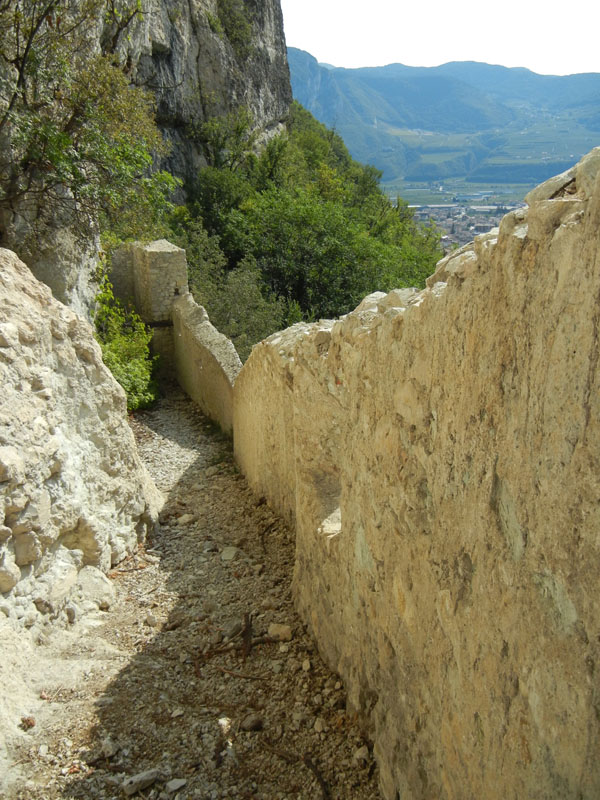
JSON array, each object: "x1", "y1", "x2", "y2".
[
  {"x1": 233, "y1": 148, "x2": 600, "y2": 799},
  {"x1": 0, "y1": 0, "x2": 292, "y2": 313},
  {"x1": 0, "y1": 249, "x2": 161, "y2": 634},
  {"x1": 126, "y1": 0, "x2": 292, "y2": 183}
]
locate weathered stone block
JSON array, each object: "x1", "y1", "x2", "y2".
[{"x1": 132, "y1": 240, "x2": 188, "y2": 323}]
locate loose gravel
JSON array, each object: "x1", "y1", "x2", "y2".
[{"x1": 4, "y1": 390, "x2": 381, "y2": 800}]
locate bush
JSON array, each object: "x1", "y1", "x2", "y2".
[
  {"x1": 93, "y1": 273, "x2": 158, "y2": 411},
  {"x1": 216, "y1": 0, "x2": 253, "y2": 60}
]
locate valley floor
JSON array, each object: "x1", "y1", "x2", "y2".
[{"x1": 2, "y1": 390, "x2": 380, "y2": 800}]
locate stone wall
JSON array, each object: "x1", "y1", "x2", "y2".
[
  {"x1": 232, "y1": 148, "x2": 600, "y2": 799},
  {"x1": 113, "y1": 240, "x2": 240, "y2": 432},
  {"x1": 0, "y1": 249, "x2": 162, "y2": 634},
  {"x1": 111, "y1": 239, "x2": 188, "y2": 379},
  {"x1": 173, "y1": 294, "x2": 241, "y2": 434},
  {"x1": 132, "y1": 240, "x2": 189, "y2": 323}
]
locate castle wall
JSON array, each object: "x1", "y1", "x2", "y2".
[
  {"x1": 232, "y1": 148, "x2": 600, "y2": 799},
  {"x1": 172, "y1": 294, "x2": 241, "y2": 435}
]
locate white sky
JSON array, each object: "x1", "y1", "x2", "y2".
[{"x1": 280, "y1": 0, "x2": 600, "y2": 76}]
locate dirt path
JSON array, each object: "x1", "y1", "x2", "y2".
[{"x1": 2, "y1": 391, "x2": 381, "y2": 800}]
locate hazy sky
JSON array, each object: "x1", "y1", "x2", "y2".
[{"x1": 280, "y1": 0, "x2": 600, "y2": 76}]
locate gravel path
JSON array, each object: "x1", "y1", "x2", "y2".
[{"x1": 5, "y1": 390, "x2": 381, "y2": 800}]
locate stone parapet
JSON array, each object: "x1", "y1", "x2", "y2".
[
  {"x1": 132, "y1": 239, "x2": 188, "y2": 324},
  {"x1": 173, "y1": 294, "x2": 241, "y2": 435},
  {"x1": 232, "y1": 148, "x2": 600, "y2": 799}
]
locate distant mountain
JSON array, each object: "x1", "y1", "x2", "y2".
[{"x1": 287, "y1": 48, "x2": 600, "y2": 193}]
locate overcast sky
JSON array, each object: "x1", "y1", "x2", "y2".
[{"x1": 279, "y1": 0, "x2": 600, "y2": 76}]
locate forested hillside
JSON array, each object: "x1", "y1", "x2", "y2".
[
  {"x1": 165, "y1": 102, "x2": 442, "y2": 361},
  {"x1": 0, "y1": 1, "x2": 442, "y2": 407}
]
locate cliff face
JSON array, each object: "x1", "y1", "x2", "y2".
[
  {"x1": 0, "y1": 0, "x2": 292, "y2": 312},
  {"x1": 233, "y1": 148, "x2": 600, "y2": 799},
  {"x1": 0, "y1": 249, "x2": 161, "y2": 635},
  {"x1": 125, "y1": 0, "x2": 292, "y2": 183}
]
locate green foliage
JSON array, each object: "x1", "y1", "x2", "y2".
[
  {"x1": 0, "y1": 0, "x2": 176, "y2": 245},
  {"x1": 182, "y1": 100, "x2": 442, "y2": 330},
  {"x1": 194, "y1": 107, "x2": 258, "y2": 171},
  {"x1": 206, "y1": 258, "x2": 285, "y2": 363},
  {"x1": 93, "y1": 272, "x2": 157, "y2": 411},
  {"x1": 205, "y1": 11, "x2": 223, "y2": 35},
  {"x1": 215, "y1": 0, "x2": 253, "y2": 61},
  {"x1": 167, "y1": 208, "x2": 284, "y2": 361}
]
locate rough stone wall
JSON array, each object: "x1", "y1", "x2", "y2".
[
  {"x1": 133, "y1": 239, "x2": 189, "y2": 323},
  {"x1": 173, "y1": 293, "x2": 242, "y2": 433},
  {"x1": 233, "y1": 149, "x2": 600, "y2": 799},
  {"x1": 0, "y1": 249, "x2": 161, "y2": 633},
  {"x1": 110, "y1": 239, "x2": 239, "y2": 431}
]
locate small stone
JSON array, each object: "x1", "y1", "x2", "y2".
[
  {"x1": 75, "y1": 566, "x2": 116, "y2": 611},
  {"x1": 205, "y1": 465, "x2": 220, "y2": 477},
  {"x1": 144, "y1": 612, "x2": 158, "y2": 627},
  {"x1": 165, "y1": 778, "x2": 188, "y2": 793},
  {"x1": 271, "y1": 661, "x2": 283, "y2": 674},
  {"x1": 38, "y1": 744, "x2": 49, "y2": 757},
  {"x1": 65, "y1": 605, "x2": 77, "y2": 624},
  {"x1": 101, "y1": 737, "x2": 119, "y2": 758},
  {"x1": 353, "y1": 745, "x2": 370, "y2": 763},
  {"x1": 221, "y1": 546, "x2": 238, "y2": 562},
  {"x1": 122, "y1": 768, "x2": 160, "y2": 796},
  {"x1": 171, "y1": 708, "x2": 185, "y2": 718},
  {"x1": 223, "y1": 619, "x2": 243, "y2": 640},
  {"x1": 314, "y1": 717, "x2": 325, "y2": 733},
  {"x1": 241, "y1": 714, "x2": 263, "y2": 732},
  {"x1": 0, "y1": 322, "x2": 19, "y2": 349},
  {"x1": 268, "y1": 623, "x2": 292, "y2": 641},
  {"x1": 0, "y1": 550, "x2": 21, "y2": 593},
  {"x1": 302, "y1": 659, "x2": 311, "y2": 672},
  {"x1": 176, "y1": 514, "x2": 194, "y2": 526}
]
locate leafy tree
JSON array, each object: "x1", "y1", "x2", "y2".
[
  {"x1": 0, "y1": 0, "x2": 174, "y2": 247},
  {"x1": 183, "y1": 100, "x2": 442, "y2": 329},
  {"x1": 206, "y1": 257, "x2": 284, "y2": 362}
]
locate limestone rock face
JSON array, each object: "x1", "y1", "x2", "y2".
[
  {"x1": 123, "y1": 0, "x2": 292, "y2": 184},
  {"x1": 234, "y1": 148, "x2": 600, "y2": 799},
  {"x1": 0, "y1": 249, "x2": 161, "y2": 627},
  {"x1": 0, "y1": 0, "x2": 292, "y2": 313}
]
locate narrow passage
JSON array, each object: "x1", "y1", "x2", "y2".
[{"x1": 9, "y1": 390, "x2": 381, "y2": 800}]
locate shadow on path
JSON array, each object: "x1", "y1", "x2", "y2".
[{"x1": 57, "y1": 392, "x2": 380, "y2": 800}]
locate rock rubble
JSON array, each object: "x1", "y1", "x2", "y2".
[
  {"x1": 1, "y1": 391, "x2": 381, "y2": 800},
  {"x1": 0, "y1": 249, "x2": 161, "y2": 638}
]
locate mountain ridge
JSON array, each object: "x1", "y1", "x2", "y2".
[{"x1": 288, "y1": 47, "x2": 600, "y2": 193}]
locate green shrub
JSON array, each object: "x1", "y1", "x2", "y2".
[
  {"x1": 93, "y1": 274, "x2": 158, "y2": 411},
  {"x1": 216, "y1": 0, "x2": 253, "y2": 60}
]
